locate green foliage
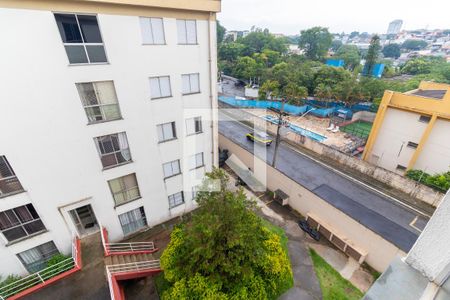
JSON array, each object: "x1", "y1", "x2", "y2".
[
  {"x1": 43, "y1": 254, "x2": 73, "y2": 279},
  {"x1": 160, "y1": 168, "x2": 293, "y2": 300},
  {"x1": 310, "y1": 249, "x2": 363, "y2": 300},
  {"x1": 363, "y1": 35, "x2": 381, "y2": 76},
  {"x1": 335, "y1": 45, "x2": 361, "y2": 70},
  {"x1": 402, "y1": 39, "x2": 428, "y2": 51},
  {"x1": 217, "y1": 21, "x2": 226, "y2": 44},
  {"x1": 239, "y1": 29, "x2": 288, "y2": 56},
  {"x1": 0, "y1": 275, "x2": 22, "y2": 289},
  {"x1": 382, "y1": 44, "x2": 401, "y2": 58},
  {"x1": 219, "y1": 42, "x2": 246, "y2": 62},
  {"x1": 298, "y1": 27, "x2": 333, "y2": 60},
  {"x1": 331, "y1": 40, "x2": 343, "y2": 52},
  {"x1": 406, "y1": 169, "x2": 450, "y2": 193}
]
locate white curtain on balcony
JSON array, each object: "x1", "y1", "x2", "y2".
[{"x1": 118, "y1": 133, "x2": 131, "y2": 161}]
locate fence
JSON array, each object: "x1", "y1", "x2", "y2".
[{"x1": 100, "y1": 227, "x2": 156, "y2": 256}]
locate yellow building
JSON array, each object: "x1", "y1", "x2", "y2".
[{"x1": 363, "y1": 81, "x2": 450, "y2": 174}]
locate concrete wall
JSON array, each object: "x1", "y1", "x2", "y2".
[
  {"x1": 244, "y1": 87, "x2": 259, "y2": 98},
  {"x1": 220, "y1": 134, "x2": 407, "y2": 272},
  {"x1": 0, "y1": 8, "x2": 216, "y2": 276}
]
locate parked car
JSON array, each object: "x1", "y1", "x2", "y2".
[
  {"x1": 298, "y1": 220, "x2": 320, "y2": 241},
  {"x1": 246, "y1": 131, "x2": 273, "y2": 146}
]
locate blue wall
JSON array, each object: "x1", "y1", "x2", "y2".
[{"x1": 326, "y1": 59, "x2": 345, "y2": 67}]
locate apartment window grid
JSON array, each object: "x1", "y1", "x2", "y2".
[
  {"x1": 186, "y1": 117, "x2": 202, "y2": 135},
  {"x1": 0, "y1": 156, "x2": 24, "y2": 198},
  {"x1": 108, "y1": 174, "x2": 141, "y2": 206},
  {"x1": 157, "y1": 122, "x2": 177, "y2": 142},
  {"x1": 0, "y1": 204, "x2": 46, "y2": 243},
  {"x1": 17, "y1": 241, "x2": 59, "y2": 273},
  {"x1": 95, "y1": 132, "x2": 132, "y2": 168},
  {"x1": 189, "y1": 152, "x2": 204, "y2": 170},
  {"x1": 407, "y1": 141, "x2": 419, "y2": 149},
  {"x1": 139, "y1": 17, "x2": 165, "y2": 45},
  {"x1": 168, "y1": 192, "x2": 184, "y2": 209},
  {"x1": 119, "y1": 207, "x2": 147, "y2": 235},
  {"x1": 76, "y1": 81, "x2": 121, "y2": 123},
  {"x1": 181, "y1": 73, "x2": 200, "y2": 95},
  {"x1": 163, "y1": 160, "x2": 181, "y2": 179},
  {"x1": 54, "y1": 13, "x2": 107, "y2": 64},
  {"x1": 177, "y1": 19, "x2": 197, "y2": 45},
  {"x1": 150, "y1": 76, "x2": 172, "y2": 99}
]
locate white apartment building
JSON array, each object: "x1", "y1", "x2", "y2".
[
  {"x1": 0, "y1": 0, "x2": 220, "y2": 277},
  {"x1": 387, "y1": 19, "x2": 403, "y2": 35}
]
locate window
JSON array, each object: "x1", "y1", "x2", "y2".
[
  {"x1": 189, "y1": 152, "x2": 204, "y2": 170},
  {"x1": 0, "y1": 156, "x2": 24, "y2": 198},
  {"x1": 157, "y1": 122, "x2": 177, "y2": 142},
  {"x1": 0, "y1": 204, "x2": 46, "y2": 243},
  {"x1": 163, "y1": 160, "x2": 181, "y2": 178},
  {"x1": 54, "y1": 13, "x2": 107, "y2": 64},
  {"x1": 186, "y1": 117, "x2": 202, "y2": 135},
  {"x1": 17, "y1": 242, "x2": 59, "y2": 273},
  {"x1": 168, "y1": 192, "x2": 184, "y2": 208},
  {"x1": 139, "y1": 17, "x2": 165, "y2": 44},
  {"x1": 94, "y1": 132, "x2": 132, "y2": 168},
  {"x1": 182, "y1": 73, "x2": 200, "y2": 94},
  {"x1": 177, "y1": 19, "x2": 197, "y2": 44},
  {"x1": 118, "y1": 207, "x2": 147, "y2": 235},
  {"x1": 396, "y1": 165, "x2": 407, "y2": 171},
  {"x1": 76, "y1": 81, "x2": 121, "y2": 123},
  {"x1": 407, "y1": 141, "x2": 419, "y2": 149},
  {"x1": 108, "y1": 174, "x2": 140, "y2": 206},
  {"x1": 149, "y1": 76, "x2": 172, "y2": 99},
  {"x1": 419, "y1": 115, "x2": 431, "y2": 123}
]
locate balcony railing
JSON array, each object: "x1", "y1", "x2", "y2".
[
  {"x1": 0, "y1": 235, "x2": 81, "y2": 300},
  {"x1": 100, "y1": 227, "x2": 157, "y2": 256}
]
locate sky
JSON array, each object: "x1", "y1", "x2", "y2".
[{"x1": 218, "y1": 0, "x2": 449, "y2": 35}]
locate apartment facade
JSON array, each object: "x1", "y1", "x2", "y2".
[
  {"x1": 363, "y1": 81, "x2": 450, "y2": 175},
  {"x1": 0, "y1": 0, "x2": 220, "y2": 276}
]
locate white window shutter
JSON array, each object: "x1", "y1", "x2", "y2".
[
  {"x1": 139, "y1": 17, "x2": 153, "y2": 44},
  {"x1": 95, "y1": 81, "x2": 117, "y2": 104},
  {"x1": 190, "y1": 74, "x2": 200, "y2": 93},
  {"x1": 150, "y1": 78, "x2": 162, "y2": 98},
  {"x1": 182, "y1": 75, "x2": 190, "y2": 94},
  {"x1": 177, "y1": 20, "x2": 187, "y2": 44},
  {"x1": 186, "y1": 20, "x2": 197, "y2": 44},
  {"x1": 160, "y1": 77, "x2": 171, "y2": 97},
  {"x1": 151, "y1": 18, "x2": 165, "y2": 44}
]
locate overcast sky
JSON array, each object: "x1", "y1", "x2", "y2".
[{"x1": 218, "y1": 0, "x2": 449, "y2": 35}]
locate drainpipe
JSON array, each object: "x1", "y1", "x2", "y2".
[{"x1": 207, "y1": 12, "x2": 219, "y2": 167}]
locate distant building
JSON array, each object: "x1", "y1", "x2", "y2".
[
  {"x1": 387, "y1": 19, "x2": 403, "y2": 35},
  {"x1": 364, "y1": 190, "x2": 450, "y2": 299},
  {"x1": 363, "y1": 81, "x2": 450, "y2": 174}
]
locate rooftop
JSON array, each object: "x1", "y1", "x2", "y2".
[{"x1": 411, "y1": 89, "x2": 447, "y2": 99}]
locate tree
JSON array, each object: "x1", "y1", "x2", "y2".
[
  {"x1": 233, "y1": 56, "x2": 261, "y2": 81},
  {"x1": 219, "y1": 42, "x2": 246, "y2": 62},
  {"x1": 382, "y1": 44, "x2": 401, "y2": 58},
  {"x1": 314, "y1": 83, "x2": 332, "y2": 102},
  {"x1": 335, "y1": 45, "x2": 361, "y2": 70},
  {"x1": 363, "y1": 35, "x2": 381, "y2": 77},
  {"x1": 216, "y1": 20, "x2": 226, "y2": 44},
  {"x1": 401, "y1": 39, "x2": 428, "y2": 51},
  {"x1": 298, "y1": 27, "x2": 333, "y2": 60},
  {"x1": 285, "y1": 83, "x2": 308, "y2": 105},
  {"x1": 160, "y1": 169, "x2": 293, "y2": 299},
  {"x1": 240, "y1": 29, "x2": 288, "y2": 56},
  {"x1": 331, "y1": 40, "x2": 343, "y2": 52},
  {"x1": 401, "y1": 57, "x2": 436, "y2": 75}
]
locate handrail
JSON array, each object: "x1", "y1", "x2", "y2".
[
  {"x1": 100, "y1": 226, "x2": 156, "y2": 256},
  {"x1": 0, "y1": 235, "x2": 81, "y2": 300}
]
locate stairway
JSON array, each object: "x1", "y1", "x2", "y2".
[{"x1": 104, "y1": 252, "x2": 156, "y2": 267}]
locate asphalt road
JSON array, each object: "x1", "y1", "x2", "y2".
[{"x1": 219, "y1": 112, "x2": 428, "y2": 252}]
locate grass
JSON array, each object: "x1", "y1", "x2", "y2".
[
  {"x1": 310, "y1": 249, "x2": 364, "y2": 300},
  {"x1": 341, "y1": 121, "x2": 373, "y2": 139}
]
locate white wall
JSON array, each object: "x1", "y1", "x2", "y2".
[
  {"x1": 0, "y1": 8, "x2": 216, "y2": 276},
  {"x1": 370, "y1": 108, "x2": 427, "y2": 172}
]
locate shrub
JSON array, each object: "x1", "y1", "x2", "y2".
[{"x1": 406, "y1": 169, "x2": 450, "y2": 193}]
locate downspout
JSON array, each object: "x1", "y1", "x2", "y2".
[{"x1": 207, "y1": 12, "x2": 219, "y2": 167}]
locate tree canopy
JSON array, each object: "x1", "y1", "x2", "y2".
[
  {"x1": 401, "y1": 39, "x2": 428, "y2": 51},
  {"x1": 363, "y1": 35, "x2": 381, "y2": 76},
  {"x1": 382, "y1": 44, "x2": 401, "y2": 58},
  {"x1": 298, "y1": 27, "x2": 333, "y2": 60},
  {"x1": 160, "y1": 169, "x2": 293, "y2": 300},
  {"x1": 335, "y1": 45, "x2": 361, "y2": 70}
]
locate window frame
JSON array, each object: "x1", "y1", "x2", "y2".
[
  {"x1": 407, "y1": 141, "x2": 419, "y2": 149},
  {"x1": 168, "y1": 191, "x2": 185, "y2": 209},
  {"x1": 94, "y1": 132, "x2": 132, "y2": 169},
  {"x1": 418, "y1": 115, "x2": 431, "y2": 123},
  {"x1": 149, "y1": 76, "x2": 172, "y2": 99},
  {"x1": 118, "y1": 207, "x2": 147, "y2": 236},
  {"x1": 0, "y1": 156, "x2": 25, "y2": 198},
  {"x1": 162, "y1": 159, "x2": 181, "y2": 179},
  {"x1": 189, "y1": 152, "x2": 204, "y2": 170},
  {"x1": 76, "y1": 80, "x2": 122, "y2": 124},
  {"x1": 139, "y1": 17, "x2": 166, "y2": 45},
  {"x1": 17, "y1": 241, "x2": 60, "y2": 273},
  {"x1": 0, "y1": 204, "x2": 47, "y2": 244},
  {"x1": 54, "y1": 12, "x2": 109, "y2": 65},
  {"x1": 157, "y1": 122, "x2": 177, "y2": 143},
  {"x1": 186, "y1": 116, "x2": 203, "y2": 136},
  {"x1": 181, "y1": 73, "x2": 201, "y2": 95},
  {"x1": 396, "y1": 164, "x2": 407, "y2": 171},
  {"x1": 108, "y1": 173, "x2": 141, "y2": 207},
  {"x1": 177, "y1": 19, "x2": 198, "y2": 45}
]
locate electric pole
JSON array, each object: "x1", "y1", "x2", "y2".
[{"x1": 271, "y1": 99, "x2": 285, "y2": 168}]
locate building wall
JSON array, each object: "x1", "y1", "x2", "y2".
[
  {"x1": 0, "y1": 7, "x2": 216, "y2": 276},
  {"x1": 369, "y1": 108, "x2": 428, "y2": 172},
  {"x1": 219, "y1": 134, "x2": 407, "y2": 272}
]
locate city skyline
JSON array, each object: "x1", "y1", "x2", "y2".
[{"x1": 219, "y1": 0, "x2": 449, "y2": 35}]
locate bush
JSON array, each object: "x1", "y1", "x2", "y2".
[
  {"x1": 406, "y1": 169, "x2": 450, "y2": 193},
  {"x1": 42, "y1": 254, "x2": 74, "y2": 280}
]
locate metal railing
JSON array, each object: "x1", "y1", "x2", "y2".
[
  {"x1": 100, "y1": 226, "x2": 155, "y2": 255},
  {"x1": 0, "y1": 235, "x2": 80, "y2": 300},
  {"x1": 106, "y1": 260, "x2": 161, "y2": 275}
]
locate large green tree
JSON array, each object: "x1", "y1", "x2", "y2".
[
  {"x1": 298, "y1": 27, "x2": 333, "y2": 60},
  {"x1": 335, "y1": 45, "x2": 361, "y2": 70},
  {"x1": 401, "y1": 39, "x2": 428, "y2": 51},
  {"x1": 216, "y1": 20, "x2": 226, "y2": 44},
  {"x1": 363, "y1": 35, "x2": 381, "y2": 76},
  {"x1": 160, "y1": 169, "x2": 293, "y2": 299},
  {"x1": 382, "y1": 44, "x2": 401, "y2": 58}
]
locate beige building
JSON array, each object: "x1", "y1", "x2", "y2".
[{"x1": 363, "y1": 81, "x2": 450, "y2": 175}]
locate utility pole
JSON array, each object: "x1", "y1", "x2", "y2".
[{"x1": 271, "y1": 99, "x2": 285, "y2": 168}]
